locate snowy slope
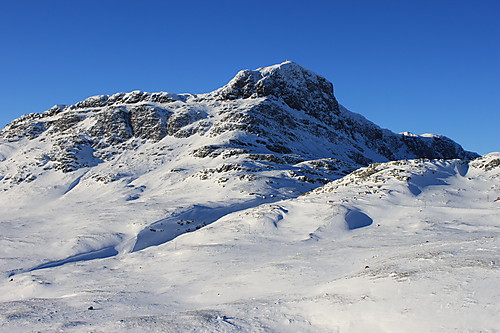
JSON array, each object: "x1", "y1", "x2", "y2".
[
  {"x1": 0, "y1": 154, "x2": 498, "y2": 332},
  {"x1": 0, "y1": 62, "x2": 497, "y2": 332}
]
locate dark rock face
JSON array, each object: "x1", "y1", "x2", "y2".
[
  {"x1": 49, "y1": 136, "x2": 100, "y2": 172},
  {"x1": 49, "y1": 114, "x2": 84, "y2": 134},
  {"x1": 130, "y1": 105, "x2": 170, "y2": 141},
  {"x1": 215, "y1": 61, "x2": 340, "y2": 121},
  {"x1": 166, "y1": 108, "x2": 208, "y2": 138},
  {"x1": 399, "y1": 134, "x2": 477, "y2": 160},
  {"x1": 1, "y1": 113, "x2": 46, "y2": 141},
  {"x1": 89, "y1": 107, "x2": 134, "y2": 145}
]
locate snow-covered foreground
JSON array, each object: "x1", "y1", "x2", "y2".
[{"x1": 1, "y1": 155, "x2": 499, "y2": 332}]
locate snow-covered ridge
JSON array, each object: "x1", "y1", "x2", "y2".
[
  {"x1": 315, "y1": 153, "x2": 500, "y2": 197},
  {"x1": 52, "y1": 90, "x2": 191, "y2": 113}
]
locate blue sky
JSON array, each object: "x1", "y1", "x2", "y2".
[{"x1": 1, "y1": 0, "x2": 498, "y2": 154}]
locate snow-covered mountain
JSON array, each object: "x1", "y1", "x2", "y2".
[
  {"x1": 0, "y1": 62, "x2": 497, "y2": 332},
  {"x1": 0, "y1": 61, "x2": 476, "y2": 188}
]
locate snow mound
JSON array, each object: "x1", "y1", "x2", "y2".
[{"x1": 344, "y1": 209, "x2": 373, "y2": 230}]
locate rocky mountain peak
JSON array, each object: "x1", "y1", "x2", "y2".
[
  {"x1": 214, "y1": 61, "x2": 340, "y2": 118},
  {"x1": 0, "y1": 62, "x2": 479, "y2": 189}
]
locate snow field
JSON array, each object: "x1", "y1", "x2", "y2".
[{"x1": 0, "y1": 149, "x2": 498, "y2": 332}]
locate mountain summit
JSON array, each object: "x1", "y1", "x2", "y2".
[{"x1": 215, "y1": 61, "x2": 340, "y2": 118}]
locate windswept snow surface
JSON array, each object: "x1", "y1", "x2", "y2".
[
  {"x1": 0, "y1": 61, "x2": 494, "y2": 331},
  {"x1": 0, "y1": 154, "x2": 499, "y2": 332}
]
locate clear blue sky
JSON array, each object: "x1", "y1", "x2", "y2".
[{"x1": 1, "y1": 0, "x2": 498, "y2": 154}]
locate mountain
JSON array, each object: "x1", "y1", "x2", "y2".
[
  {"x1": 0, "y1": 61, "x2": 479, "y2": 252},
  {"x1": 0, "y1": 62, "x2": 497, "y2": 332},
  {"x1": 0, "y1": 61, "x2": 476, "y2": 188}
]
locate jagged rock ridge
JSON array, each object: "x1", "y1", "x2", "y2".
[{"x1": 0, "y1": 61, "x2": 477, "y2": 189}]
